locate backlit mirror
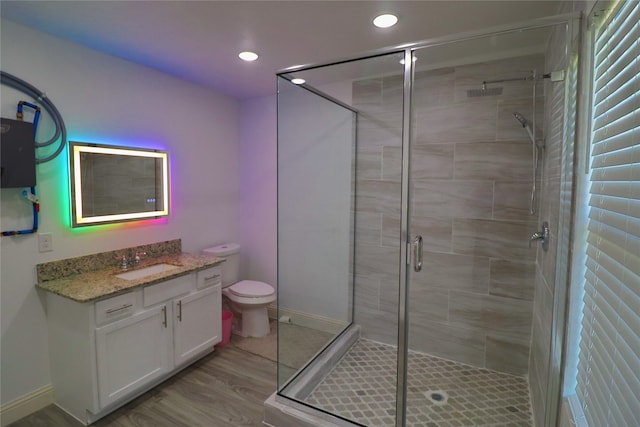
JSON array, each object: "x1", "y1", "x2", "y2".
[{"x1": 69, "y1": 142, "x2": 169, "y2": 227}]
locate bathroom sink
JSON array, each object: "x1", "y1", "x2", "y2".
[{"x1": 115, "y1": 263, "x2": 179, "y2": 281}]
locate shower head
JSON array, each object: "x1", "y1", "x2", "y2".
[
  {"x1": 513, "y1": 111, "x2": 542, "y2": 148},
  {"x1": 513, "y1": 112, "x2": 528, "y2": 128},
  {"x1": 467, "y1": 81, "x2": 503, "y2": 97}
]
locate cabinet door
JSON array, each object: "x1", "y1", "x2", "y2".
[
  {"x1": 95, "y1": 305, "x2": 172, "y2": 408},
  {"x1": 173, "y1": 285, "x2": 221, "y2": 366}
]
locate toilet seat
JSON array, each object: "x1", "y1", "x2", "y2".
[{"x1": 228, "y1": 280, "x2": 274, "y2": 298}]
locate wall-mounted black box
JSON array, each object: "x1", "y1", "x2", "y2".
[{"x1": 1, "y1": 118, "x2": 36, "y2": 188}]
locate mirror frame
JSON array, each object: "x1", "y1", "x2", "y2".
[{"x1": 69, "y1": 141, "x2": 170, "y2": 227}]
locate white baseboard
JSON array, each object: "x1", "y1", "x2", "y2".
[
  {"x1": 267, "y1": 304, "x2": 348, "y2": 334},
  {"x1": 0, "y1": 384, "x2": 54, "y2": 426}
]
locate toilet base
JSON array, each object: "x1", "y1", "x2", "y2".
[{"x1": 229, "y1": 304, "x2": 271, "y2": 338}]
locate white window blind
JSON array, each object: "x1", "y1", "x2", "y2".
[{"x1": 578, "y1": 0, "x2": 640, "y2": 426}]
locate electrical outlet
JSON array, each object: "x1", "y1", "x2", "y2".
[{"x1": 38, "y1": 232, "x2": 53, "y2": 252}]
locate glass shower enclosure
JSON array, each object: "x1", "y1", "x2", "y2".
[{"x1": 271, "y1": 14, "x2": 579, "y2": 427}]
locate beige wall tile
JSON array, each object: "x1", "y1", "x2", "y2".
[
  {"x1": 379, "y1": 275, "x2": 400, "y2": 314},
  {"x1": 489, "y1": 259, "x2": 536, "y2": 300},
  {"x1": 356, "y1": 146, "x2": 382, "y2": 181},
  {"x1": 353, "y1": 273, "x2": 380, "y2": 312},
  {"x1": 355, "y1": 212, "x2": 382, "y2": 246},
  {"x1": 358, "y1": 110, "x2": 403, "y2": 132},
  {"x1": 353, "y1": 78, "x2": 382, "y2": 107},
  {"x1": 453, "y1": 218, "x2": 537, "y2": 260},
  {"x1": 413, "y1": 180, "x2": 493, "y2": 219},
  {"x1": 382, "y1": 146, "x2": 402, "y2": 182},
  {"x1": 408, "y1": 320, "x2": 485, "y2": 367},
  {"x1": 449, "y1": 290, "x2": 533, "y2": 335},
  {"x1": 414, "y1": 100, "x2": 497, "y2": 144},
  {"x1": 356, "y1": 180, "x2": 402, "y2": 216},
  {"x1": 382, "y1": 74, "x2": 404, "y2": 108},
  {"x1": 408, "y1": 287, "x2": 449, "y2": 323},
  {"x1": 354, "y1": 243, "x2": 399, "y2": 280},
  {"x1": 412, "y1": 144, "x2": 455, "y2": 180},
  {"x1": 357, "y1": 125, "x2": 402, "y2": 149},
  {"x1": 383, "y1": 144, "x2": 454, "y2": 182},
  {"x1": 413, "y1": 251, "x2": 490, "y2": 293},
  {"x1": 485, "y1": 333, "x2": 531, "y2": 375},
  {"x1": 410, "y1": 216, "x2": 454, "y2": 253},
  {"x1": 494, "y1": 181, "x2": 538, "y2": 221},
  {"x1": 412, "y1": 68, "x2": 455, "y2": 109},
  {"x1": 454, "y1": 141, "x2": 532, "y2": 181},
  {"x1": 380, "y1": 214, "x2": 401, "y2": 248},
  {"x1": 357, "y1": 309, "x2": 398, "y2": 345}
]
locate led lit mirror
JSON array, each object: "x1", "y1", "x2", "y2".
[{"x1": 69, "y1": 142, "x2": 169, "y2": 227}]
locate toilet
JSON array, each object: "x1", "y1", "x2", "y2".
[{"x1": 202, "y1": 243, "x2": 275, "y2": 338}]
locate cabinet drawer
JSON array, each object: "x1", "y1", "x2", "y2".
[
  {"x1": 96, "y1": 292, "x2": 137, "y2": 326},
  {"x1": 143, "y1": 274, "x2": 194, "y2": 307},
  {"x1": 196, "y1": 266, "x2": 222, "y2": 289}
]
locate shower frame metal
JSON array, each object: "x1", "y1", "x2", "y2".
[{"x1": 276, "y1": 12, "x2": 581, "y2": 427}]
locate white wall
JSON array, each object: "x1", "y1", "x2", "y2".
[
  {"x1": 239, "y1": 95, "x2": 277, "y2": 287},
  {"x1": 0, "y1": 19, "x2": 241, "y2": 406},
  {"x1": 237, "y1": 80, "x2": 352, "y2": 291}
]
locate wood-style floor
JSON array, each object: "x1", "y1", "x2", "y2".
[{"x1": 9, "y1": 345, "x2": 276, "y2": 427}]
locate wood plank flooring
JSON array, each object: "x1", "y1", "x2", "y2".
[{"x1": 9, "y1": 345, "x2": 276, "y2": 427}]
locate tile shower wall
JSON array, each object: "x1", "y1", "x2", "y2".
[{"x1": 352, "y1": 54, "x2": 545, "y2": 375}]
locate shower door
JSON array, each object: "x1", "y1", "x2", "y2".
[{"x1": 403, "y1": 21, "x2": 573, "y2": 427}]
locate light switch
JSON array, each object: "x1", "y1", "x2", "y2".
[{"x1": 38, "y1": 232, "x2": 53, "y2": 252}]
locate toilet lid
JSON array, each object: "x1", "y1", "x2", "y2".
[{"x1": 229, "y1": 280, "x2": 274, "y2": 298}]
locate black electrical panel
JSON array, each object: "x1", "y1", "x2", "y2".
[{"x1": 1, "y1": 118, "x2": 36, "y2": 188}]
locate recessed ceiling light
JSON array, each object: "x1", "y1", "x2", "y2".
[
  {"x1": 373, "y1": 14, "x2": 398, "y2": 28},
  {"x1": 291, "y1": 78, "x2": 306, "y2": 85},
  {"x1": 238, "y1": 51, "x2": 258, "y2": 62}
]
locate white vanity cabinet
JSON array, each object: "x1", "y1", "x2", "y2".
[
  {"x1": 173, "y1": 286, "x2": 221, "y2": 366},
  {"x1": 46, "y1": 266, "x2": 222, "y2": 425},
  {"x1": 95, "y1": 304, "x2": 172, "y2": 408}
]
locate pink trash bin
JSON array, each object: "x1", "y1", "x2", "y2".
[{"x1": 218, "y1": 310, "x2": 233, "y2": 346}]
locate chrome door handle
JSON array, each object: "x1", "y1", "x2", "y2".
[
  {"x1": 162, "y1": 306, "x2": 167, "y2": 328},
  {"x1": 413, "y1": 235, "x2": 423, "y2": 272},
  {"x1": 177, "y1": 300, "x2": 182, "y2": 322}
]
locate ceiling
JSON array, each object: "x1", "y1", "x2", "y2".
[{"x1": 0, "y1": 1, "x2": 563, "y2": 100}]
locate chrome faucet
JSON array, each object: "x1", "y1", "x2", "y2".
[
  {"x1": 115, "y1": 254, "x2": 131, "y2": 270},
  {"x1": 133, "y1": 250, "x2": 147, "y2": 266},
  {"x1": 115, "y1": 250, "x2": 147, "y2": 269}
]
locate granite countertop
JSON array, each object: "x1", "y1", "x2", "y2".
[{"x1": 36, "y1": 253, "x2": 225, "y2": 303}]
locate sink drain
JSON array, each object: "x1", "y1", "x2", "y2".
[{"x1": 424, "y1": 390, "x2": 449, "y2": 406}]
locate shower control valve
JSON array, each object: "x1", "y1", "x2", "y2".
[{"x1": 529, "y1": 221, "x2": 549, "y2": 252}]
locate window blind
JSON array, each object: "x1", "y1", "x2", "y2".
[{"x1": 577, "y1": 1, "x2": 640, "y2": 426}]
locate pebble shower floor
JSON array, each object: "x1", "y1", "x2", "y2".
[{"x1": 306, "y1": 339, "x2": 533, "y2": 426}]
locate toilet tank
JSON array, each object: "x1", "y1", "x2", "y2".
[{"x1": 202, "y1": 243, "x2": 240, "y2": 287}]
